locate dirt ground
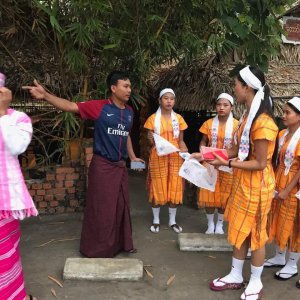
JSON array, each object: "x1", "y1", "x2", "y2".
[{"x1": 20, "y1": 172, "x2": 299, "y2": 300}]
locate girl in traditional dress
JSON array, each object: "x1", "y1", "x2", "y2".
[
  {"x1": 264, "y1": 97, "x2": 300, "y2": 287},
  {"x1": 144, "y1": 88, "x2": 188, "y2": 233},
  {"x1": 193, "y1": 66, "x2": 278, "y2": 299},
  {"x1": 198, "y1": 93, "x2": 239, "y2": 234},
  {"x1": 0, "y1": 86, "x2": 38, "y2": 300}
]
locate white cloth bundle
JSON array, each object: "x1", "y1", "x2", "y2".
[
  {"x1": 153, "y1": 133, "x2": 179, "y2": 156},
  {"x1": 178, "y1": 152, "x2": 218, "y2": 191}
]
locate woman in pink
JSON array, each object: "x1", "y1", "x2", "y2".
[{"x1": 0, "y1": 87, "x2": 38, "y2": 300}]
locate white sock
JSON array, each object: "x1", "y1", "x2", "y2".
[
  {"x1": 168, "y1": 207, "x2": 177, "y2": 226},
  {"x1": 215, "y1": 213, "x2": 224, "y2": 234},
  {"x1": 152, "y1": 207, "x2": 160, "y2": 224},
  {"x1": 241, "y1": 265, "x2": 263, "y2": 300},
  {"x1": 213, "y1": 257, "x2": 244, "y2": 286},
  {"x1": 276, "y1": 252, "x2": 300, "y2": 278},
  {"x1": 205, "y1": 213, "x2": 215, "y2": 234},
  {"x1": 264, "y1": 245, "x2": 286, "y2": 266}
]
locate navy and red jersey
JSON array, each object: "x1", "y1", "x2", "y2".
[{"x1": 77, "y1": 99, "x2": 134, "y2": 162}]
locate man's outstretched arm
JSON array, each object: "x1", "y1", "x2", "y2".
[{"x1": 23, "y1": 80, "x2": 79, "y2": 113}]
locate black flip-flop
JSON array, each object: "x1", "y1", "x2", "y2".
[{"x1": 274, "y1": 272, "x2": 298, "y2": 281}]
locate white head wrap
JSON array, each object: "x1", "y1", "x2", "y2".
[
  {"x1": 159, "y1": 88, "x2": 175, "y2": 99},
  {"x1": 217, "y1": 93, "x2": 234, "y2": 105},
  {"x1": 236, "y1": 66, "x2": 265, "y2": 161},
  {"x1": 155, "y1": 88, "x2": 179, "y2": 138},
  {"x1": 288, "y1": 97, "x2": 300, "y2": 112}
]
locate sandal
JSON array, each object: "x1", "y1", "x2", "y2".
[
  {"x1": 296, "y1": 280, "x2": 300, "y2": 289},
  {"x1": 150, "y1": 224, "x2": 160, "y2": 233},
  {"x1": 169, "y1": 224, "x2": 182, "y2": 233},
  {"x1": 264, "y1": 259, "x2": 285, "y2": 268},
  {"x1": 240, "y1": 289, "x2": 263, "y2": 300},
  {"x1": 274, "y1": 272, "x2": 298, "y2": 281},
  {"x1": 128, "y1": 248, "x2": 137, "y2": 254},
  {"x1": 210, "y1": 277, "x2": 243, "y2": 291},
  {"x1": 26, "y1": 295, "x2": 37, "y2": 300}
]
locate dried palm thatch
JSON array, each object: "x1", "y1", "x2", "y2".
[
  {"x1": 147, "y1": 52, "x2": 300, "y2": 118},
  {"x1": 147, "y1": 55, "x2": 233, "y2": 112}
]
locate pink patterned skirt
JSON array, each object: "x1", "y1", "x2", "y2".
[{"x1": 0, "y1": 217, "x2": 26, "y2": 300}]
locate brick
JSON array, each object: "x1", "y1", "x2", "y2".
[
  {"x1": 70, "y1": 200, "x2": 79, "y2": 207},
  {"x1": 66, "y1": 207, "x2": 75, "y2": 213},
  {"x1": 56, "y1": 206, "x2": 65, "y2": 214},
  {"x1": 34, "y1": 195, "x2": 44, "y2": 202},
  {"x1": 56, "y1": 167, "x2": 75, "y2": 174},
  {"x1": 48, "y1": 208, "x2": 55, "y2": 214},
  {"x1": 39, "y1": 201, "x2": 48, "y2": 208},
  {"x1": 29, "y1": 190, "x2": 36, "y2": 196},
  {"x1": 46, "y1": 174, "x2": 55, "y2": 181},
  {"x1": 32, "y1": 183, "x2": 43, "y2": 190},
  {"x1": 53, "y1": 188, "x2": 65, "y2": 195},
  {"x1": 50, "y1": 200, "x2": 59, "y2": 207},
  {"x1": 55, "y1": 194, "x2": 65, "y2": 201},
  {"x1": 65, "y1": 181, "x2": 74, "y2": 188},
  {"x1": 67, "y1": 194, "x2": 76, "y2": 200},
  {"x1": 55, "y1": 181, "x2": 64, "y2": 188},
  {"x1": 37, "y1": 189, "x2": 46, "y2": 196},
  {"x1": 66, "y1": 173, "x2": 80, "y2": 180},
  {"x1": 44, "y1": 195, "x2": 54, "y2": 201},
  {"x1": 43, "y1": 183, "x2": 52, "y2": 189},
  {"x1": 56, "y1": 174, "x2": 66, "y2": 181},
  {"x1": 67, "y1": 187, "x2": 76, "y2": 194},
  {"x1": 38, "y1": 208, "x2": 46, "y2": 214}
]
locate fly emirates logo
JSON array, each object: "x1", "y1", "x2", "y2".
[{"x1": 107, "y1": 124, "x2": 129, "y2": 136}]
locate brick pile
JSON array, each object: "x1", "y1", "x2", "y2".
[{"x1": 25, "y1": 146, "x2": 93, "y2": 214}]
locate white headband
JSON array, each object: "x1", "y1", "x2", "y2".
[
  {"x1": 159, "y1": 88, "x2": 175, "y2": 99},
  {"x1": 239, "y1": 65, "x2": 262, "y2": 90},
  {"x1": 288, "y1": 97, "x2": 300, "y2": 112},
  {"x1": 217, "y1": 93, "x2": 234, "y2": 105}
]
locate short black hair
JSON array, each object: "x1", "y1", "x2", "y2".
[{"x1": 106, "y1": 71, "x2": 130, "y2": 92}]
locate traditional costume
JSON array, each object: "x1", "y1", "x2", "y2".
[
  {"x1": 198, "y1": 93, "x2": 238, "y2": 234},
  {"x1": 265, "y1": 97, "x2": 300, "y2": 281},
  {"x1": 144, "y1": 88, "x2": 188, "y2": 233},
  {"x1": 0, "y1": 109, "x2": 38, "y2": 300},
  {"x1": 77, "y1": 99, "x2": 135, "y2": 257},
  {"x1": 210, "y1": 66, "x2": 278, "y2": 300}
]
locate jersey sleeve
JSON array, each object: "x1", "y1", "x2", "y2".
[
  {"x1": 77, "y1": 100, "x2": 108, "y2": 120},
  {"x1": 144, "y1": 114, "x2": 155, "y2": 130},
  {"x1": 252, "y1": 114, "x2": 278, "y2": 142},
  {"x1": 177, "y1": 114, "x2": 188, "y2": 131}
]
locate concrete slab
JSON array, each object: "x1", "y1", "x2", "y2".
[
  {"x1": 63, "y1": 258, "x2": 143, "y2": 281},
  {"x1": 178, "y1": 233, "x2": 232, "y2": 252}
]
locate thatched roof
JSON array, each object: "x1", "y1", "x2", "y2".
[{"x1": 147, "y1": 48, "x2": 300, "y2": 117}]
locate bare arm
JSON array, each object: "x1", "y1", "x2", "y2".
[
  {"x1": 147, "y1": 129, "x2": 154, "y2": 146},
  {"x1": 127, "y1": 135, "x2": 144, "y2": 163},
  {"x1": 210, "y1": 139, "x2": 269, "y2": 171},
  {"x1": 199, "y1": 134, "x2": 208, "y2": 149},
  {"x1": 178, "y1": 131, "x2": 188, "y2": 152},
  {"x1": 22, "y1": 80, "x2": 79, "y2": 113}
]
